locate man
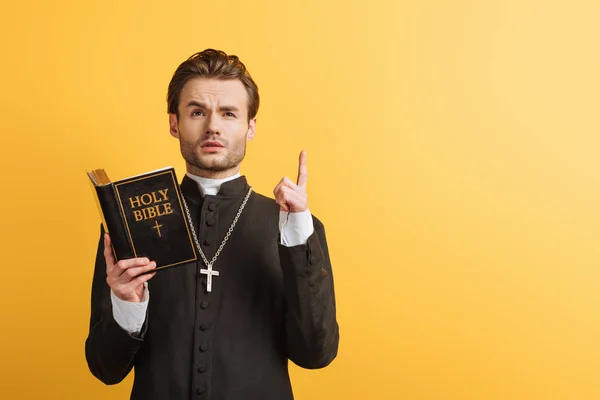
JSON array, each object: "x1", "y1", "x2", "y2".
[{"x1": 85, "y1": 49, "x2": 339, "y2": 399}]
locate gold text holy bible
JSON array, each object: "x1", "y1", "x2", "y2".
[{"x1": 87, "y1": 167, "x2": 198, "y2": 270}]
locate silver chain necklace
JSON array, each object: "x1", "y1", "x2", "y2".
[{"x1": 181, "y1": 187, "x2": 253, "y2": 292}]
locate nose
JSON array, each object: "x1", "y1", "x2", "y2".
[{"x1": 206, "y1": 114, "x2": 220, "y2": 136}]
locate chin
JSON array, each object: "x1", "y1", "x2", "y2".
[
  {"x1": 195, "y1": 152, "x2": 225, "y2": 163},
  {"x1": 196, "y1": 159, "x2": 230, "y2": 171}
]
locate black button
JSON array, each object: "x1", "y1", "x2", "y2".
[
  {"x1": 200, "y1": 343, "x2": 208, "y2": 352},
  {"x1": 206, "y1": 219, "x2": 215, "y2": 226},
  {"x1": 201, "y1": 301, "x2": 209, "y2": 309},
  {"x1": 203, "y1": 238, "x2": 211, "y2": 246},
  {"x1": 196, "y1": 386, "x2": 206, "y2": 394},
  {"x1": 200, "y1": 323, "x2": 209, "y2": 331},
  {"x1": 197, "y1": 365, "x2": 207, "y2": 373},
  {"x1": 208, "y1": 203, "x2": 216, "y2": 211},
  {"x1": 310, "y1": 255, "x2": 317, "y2": 264}
]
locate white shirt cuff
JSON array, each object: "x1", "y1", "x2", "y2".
[
  {"x1": 110, "y1": 282, "x2": 149, "y2": 334},
  {"x1": 279, "y1": 210, "x2": 314, "y2": 246}
]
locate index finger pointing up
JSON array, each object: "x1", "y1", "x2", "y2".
[{"x1": 296, "y1": 150, "x2": 308, "y2": 188}]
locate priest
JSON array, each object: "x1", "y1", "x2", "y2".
[{"x1": 85, "y1": 49, "x2": 339, "y2": 399}]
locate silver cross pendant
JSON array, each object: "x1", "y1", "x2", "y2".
[{"x1": 200, "y1": 264, "x2": 220, "y2": 292}]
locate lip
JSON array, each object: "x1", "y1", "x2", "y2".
[{"x1": 201, "y1": 141, "x2": 225, "y2": 148}]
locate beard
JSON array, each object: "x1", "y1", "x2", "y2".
[{"x1": 180, "y1": 136, "x2": 247, "y2": 174}]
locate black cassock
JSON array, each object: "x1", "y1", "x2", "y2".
[{"x1": 85, "y1": 176, "x2": 339, "y2": 400}]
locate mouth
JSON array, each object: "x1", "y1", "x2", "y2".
[
  {"x1": 200, "y1": 140, "x2": 225, "y2": 154},
  {"x1": 200, "y1": 141, "x2": 225, "y2": 148}
]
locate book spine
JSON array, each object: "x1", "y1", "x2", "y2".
[{"x1": 95, "y1": 184, "x2": 135, "y2": 260}]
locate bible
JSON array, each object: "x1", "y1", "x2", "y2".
[{"x1": 88, "y1": 166, "x2": 198, "y2": 270}]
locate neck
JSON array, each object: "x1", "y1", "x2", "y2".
[
  {"x1": 186, "y1": 163, "x2": 241, "y2": 179},
  {"x1": 185, "y1": 172, "x2": 241, "y2": 196}
]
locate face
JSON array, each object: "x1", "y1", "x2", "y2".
[{"x1": 169, "y1": 78, "x2": 256, "y2": 178}]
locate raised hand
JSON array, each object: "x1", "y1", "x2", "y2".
[
  {"x1": 104, "y1": 233, "x2": 157, "y2": 302},
  {"x1": 274, "y1": 150, "x2": 308, "y2": 213}
]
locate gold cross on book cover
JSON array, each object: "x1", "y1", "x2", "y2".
[{"x1": 87, "y1": 167, "x2": 198, "y2": 270}]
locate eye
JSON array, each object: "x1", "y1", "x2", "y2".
[
  {"x1": 192, "y1": 110, "x2": 205, "y2": 117},
  {"x1": 225, "y1": 112, "x2": 237, "y2": 118}
]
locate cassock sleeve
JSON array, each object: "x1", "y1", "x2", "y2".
[
  {"x1": 279, "y1": 215, "x2": 340, "y2": 369},
  {"x1": 84, "y1": 225, "x2": 147, "y2": 384}
]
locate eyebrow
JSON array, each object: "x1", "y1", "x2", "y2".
[{"x1": 185, "y1": 101, "x2": 240, "y2": 112}]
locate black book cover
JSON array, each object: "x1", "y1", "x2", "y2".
[{"x1": 88, "y1": 167, "x2": 198, "y2": 270}]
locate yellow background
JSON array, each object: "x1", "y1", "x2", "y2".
[{"x1": 1, "y1": 0, "x2": 600, "y2": 399}]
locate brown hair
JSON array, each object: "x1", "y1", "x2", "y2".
[{"x1": 167, "y1": 49, "x2": 259, "y2": 120}]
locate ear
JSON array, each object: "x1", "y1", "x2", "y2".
[
  {"x1": 169, "y1": 114, "x2": 179, "y2": 138},
  {"x1": 246, "y1": 118, "x2": 256, "y2": 141}
]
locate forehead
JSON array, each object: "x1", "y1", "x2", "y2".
[{"x1": 180, "y1": 78, "x2": 248, "y2": 108}]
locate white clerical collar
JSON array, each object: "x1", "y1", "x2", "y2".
[{"x1": 185, "y1": 172, "x2": 241, "y2": 196}]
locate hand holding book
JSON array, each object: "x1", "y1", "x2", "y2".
[
  {"x1": 104, "y1": 233, "x2": 157, "y2": 302},
  {"x1": 88, "y1": 167, "x2": 198, "y2": 271}
]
